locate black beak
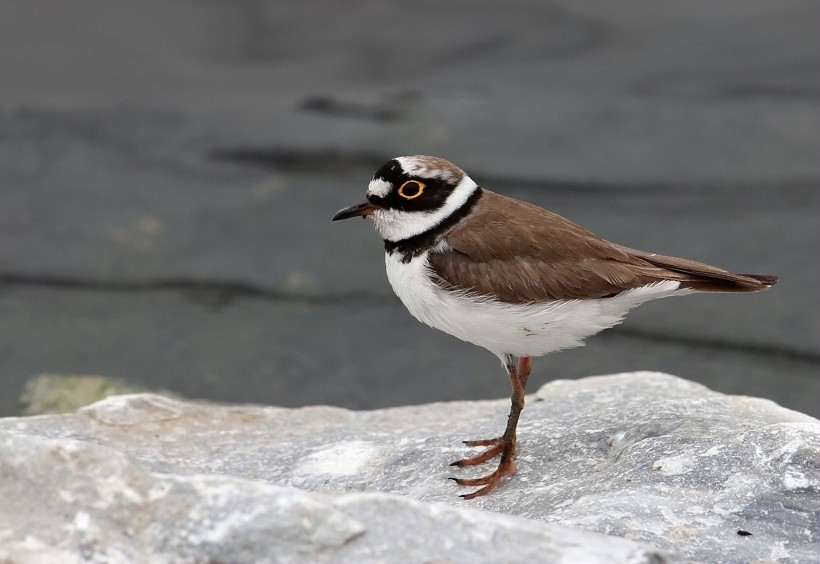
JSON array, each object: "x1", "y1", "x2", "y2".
[{"x1": 332, "y1": 201, "x2": 381, "y2": 221}]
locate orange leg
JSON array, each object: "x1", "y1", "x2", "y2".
[{"x1": 450, "y1": 355, "x2": 532, "y2": 499}]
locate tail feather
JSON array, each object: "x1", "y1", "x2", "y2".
[
  {"x1": 737, "y1": 273, "x2": 779, "y2": 286},
  {"x1": 678, "y1": 274, "x2": 777, "y2": 293},
  {"x1": 614, "y1": 244, "x2": 778, "y2": 293}
]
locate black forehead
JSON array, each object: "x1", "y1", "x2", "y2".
[{"x1": 373, "y1": 159, "x2": 408, "y2": 184}]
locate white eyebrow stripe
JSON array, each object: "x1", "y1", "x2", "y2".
[{"x1": 367, "y1": 178, "x2": 392, "y2": 198}]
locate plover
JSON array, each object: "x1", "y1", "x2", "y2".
[{"x1": 332, "y1": 155, "x2": 777, "y2": 499}]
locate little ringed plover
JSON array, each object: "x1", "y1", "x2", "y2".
[{"x1": 332, "y1": 155, "x2": 777, "y2": 499}]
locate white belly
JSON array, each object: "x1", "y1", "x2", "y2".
[{"x1": 385, "y1": 250, "x2": 687, "y2": 360}]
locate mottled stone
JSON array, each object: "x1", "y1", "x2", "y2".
[
  {"x1": 1, "y1": 372, "x2": 818, "y2": 562},
  {"x1": 0, "y1": 421, "x2": 677, "y2": 564}
]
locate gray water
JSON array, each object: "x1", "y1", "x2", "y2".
[{"x1": 1, "y1": 1, "x2": 818, "y2": 417}]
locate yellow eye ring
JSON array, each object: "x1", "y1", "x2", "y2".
[{"x1": 398, "y1": 180, "x2": 426, "y2": 200}]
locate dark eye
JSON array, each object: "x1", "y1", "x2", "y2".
[{"x1": 397, "y1": 180, "x2": 425, "y2": 200}]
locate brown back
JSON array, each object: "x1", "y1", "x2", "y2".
[{"x1": 427, "y1": 190, "x2": 776, "y2": 303}]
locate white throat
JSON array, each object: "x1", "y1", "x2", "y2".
[{"x1": 369, "y1": 175, "x2": 479, "y2": 242}]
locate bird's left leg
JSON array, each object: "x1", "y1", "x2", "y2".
[{"x1": 451, "y1": 354, "x2": 531, "y2": 499}]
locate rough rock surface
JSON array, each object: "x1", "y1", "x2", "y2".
[
  {"x1": 0, "y1": 460, "x2": 676, "y2": 564},
  {"x1": 2, "y1": 372, "x2": 818, "y2": 563}
]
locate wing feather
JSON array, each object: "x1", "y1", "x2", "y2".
[{"x1": 427, "y1": 190, "x2": 774, "y2": 303}]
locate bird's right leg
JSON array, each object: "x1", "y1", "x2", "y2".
[{"x1": 450, "y1": 355, "x2": 532, "y2": 498}]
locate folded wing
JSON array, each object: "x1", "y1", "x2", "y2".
[{"x1": 427, "y1": 190, "x2": 776, "y2": 304}]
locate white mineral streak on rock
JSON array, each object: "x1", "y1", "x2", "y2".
[
  {"x1": 294, "y1": 441, "x2": 379, "y2": 478},
  {"x1": 652, "y1": 454, "x2": 696, "y2": 476}
]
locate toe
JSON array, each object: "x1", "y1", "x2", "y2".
[
  {"x1": 452, "y1": 471, "x2": 500, "y2": 487},
  {"x1": 460, "y1": 482, "x2": 501, "y2": 500},
  {"x1": 450, "y1": 443, "x2": 503, "y2": 467},
  {"x1": 463, "y1": 437, "x2": 503, "y2": 447}
]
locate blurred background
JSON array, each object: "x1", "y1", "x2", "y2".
[{"x1": 1, "y1": 0, "x2": 818, "y2": 417}]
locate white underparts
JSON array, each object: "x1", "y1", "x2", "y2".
[
  {"x1": 369, "y1": 175, "x2": 479, "y2": 242},
  {"x1": 385, "y1": 250, "x2": 691, "y2": 360}
]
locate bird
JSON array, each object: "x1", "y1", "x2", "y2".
[{"x1": 332, "y1": 155, "x2": 777, "y2": 499}]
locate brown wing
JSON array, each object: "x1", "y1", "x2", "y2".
[{"x1": 427, "y1": 190, "x2": 776, "y2": 303}]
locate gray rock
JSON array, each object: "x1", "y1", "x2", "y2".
[
  {"x1": 0, "y1": 418, "x2": 679, "y2": 563},
  {"x1": 1, "y1": 372, "x2": 817, "y2": 563}
]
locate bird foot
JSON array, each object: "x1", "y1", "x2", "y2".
[
  {"x1": 450, "y1": 454, "x2": 516, "y2": 500},
  {"x1": 450, "y1": 437, "x2": 516, "y2": 499},
  {"x1": 449, "y1": 437, "x2": 503, "y2": 467}
]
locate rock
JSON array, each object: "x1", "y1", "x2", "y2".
[
  {"x1": 17, "y1": 373, "x2": 177, "y2": 416},
  {"x1": 0, "y1": 435, "x2": 677, "y2": 564},
  {"x1": 1, "y1": 372, "x2": 818, "y2": 562}
]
